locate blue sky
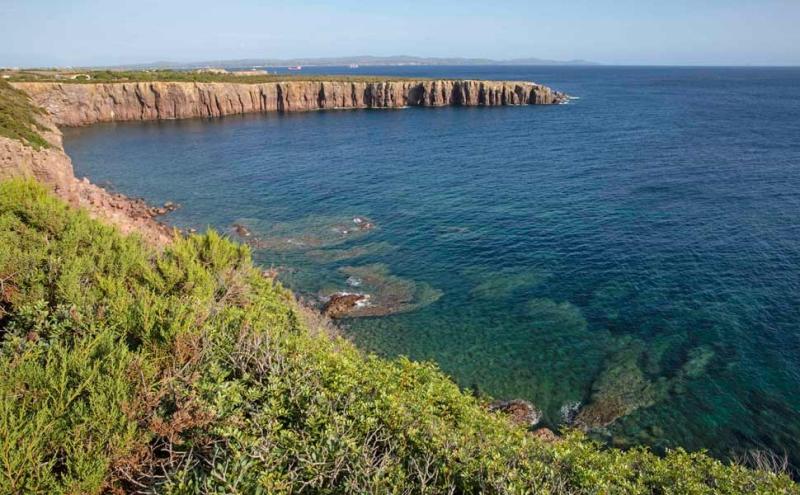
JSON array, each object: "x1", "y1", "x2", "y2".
[{"x1": 2, "y1": 0, "x2": 799, "y2": 67}]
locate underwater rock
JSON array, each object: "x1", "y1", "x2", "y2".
[
  {"x1": 322, "y1": 292, "x2": 371, "y2": 319},
  {"x1": 306, "y1": 242, "x2": 393, "y2": 263},
  {"x1": 468, "y1": 268, "x2": 549, "y2": 301},
  {"x1": 678, "y1": 346, "x2": 715, "y2": 379},
  {"x1": 574, "y1": 341, "x2": 668, "y2": 430},
  {"x1": 489, "y1": 399, "x2": 543, "y2": 427},
  {"x1": 527, "y1": 298, "x2": 587, "y2": 334},
  {"x1": 332, "y1": 264, "x2": 443, "y2": 317},
  {"x1": 247, "y1": 215, "x2": 377, "y2": 251}
]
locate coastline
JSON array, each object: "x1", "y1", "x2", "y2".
[{"x1": 1, "y1": 77, "x2": 566, "y2": 244}]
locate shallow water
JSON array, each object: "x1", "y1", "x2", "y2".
[{"x1": 63, "y1": 66, "x2": 800, "y2": 466}]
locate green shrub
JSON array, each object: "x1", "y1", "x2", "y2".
[
  {"x1": 0, "y1": 179, "x2": 796, "y2": 494},
  {"x1": 0, "y1": 80, "x2": 51, "y2": 149}
]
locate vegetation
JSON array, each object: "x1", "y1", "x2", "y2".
[
  {"x1": 0, "y1": 179, "x2": 796, "y2": 494},
  {"x1": 2, "y1": 69, "x2": 427, "y2": 85},
  {"x1": 0, "y1": 80, "x2": 50, "y2": 149}
]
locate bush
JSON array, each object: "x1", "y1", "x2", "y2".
[
  {"x1": 0, "y1": 80, "x2": 51, "y2": 149},
  {"x1": 0, "y1": 179, "x2": 796, "y2": 494}
]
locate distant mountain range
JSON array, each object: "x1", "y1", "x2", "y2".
[{"x1": 111, "y1": 55, "x2": 598, "y2": 70}]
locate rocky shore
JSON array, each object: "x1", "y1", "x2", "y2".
[
  {"x1": 12, "y1": 79, "x2": 567, "y2": 126},
  {"x1": 0, "y1": 110, "x2": 172, "y2": 245}
]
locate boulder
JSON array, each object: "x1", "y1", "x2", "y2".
[{"x1": 322, "y1": 293, "x2": 369, "y2": 319}]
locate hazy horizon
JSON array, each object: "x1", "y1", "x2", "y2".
[{"x1": 2, "y1": 0, "x2": 800, "y2": 68}]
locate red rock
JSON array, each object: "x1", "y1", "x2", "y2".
[{"x1": 322, "y1": 293, "x2": 369, "y2": 319}]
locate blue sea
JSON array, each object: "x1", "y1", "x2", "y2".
[{"x1": 62, "y1": 66, "x2": 800, "y2": 467}]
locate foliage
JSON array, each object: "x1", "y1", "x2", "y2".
[
  {"x1": 0, "y1": 80, "x2": 50, "y2": 149},
  {"x1": 0, "y1": 179, "x2": 796, "y2": 494}
]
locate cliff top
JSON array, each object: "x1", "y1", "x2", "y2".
[{"x1": 2, "y1": 68, "x2": 432, "y2": 85}]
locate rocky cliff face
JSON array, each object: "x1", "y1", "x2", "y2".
[
  {"x1": 13, "y1": 80, "x2": 566, "y2": 126},
  {"x1": 0, "y1": 112, "x2": 172, "y2": 244},
  {"x1": 0, "y1": 124, "x2": 78, "y2": 202}
]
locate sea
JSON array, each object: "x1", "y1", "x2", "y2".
[{"x1": 62, "y1": 65, "x2": 800, "y2": 467}]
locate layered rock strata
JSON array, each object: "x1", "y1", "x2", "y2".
[{"x1": 13, "y1": 80, "x2": 566, "y2": 126}]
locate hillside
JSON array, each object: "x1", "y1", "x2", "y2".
[{"x1": 0, "y1": 180, "x2": 796, "y2": 494}]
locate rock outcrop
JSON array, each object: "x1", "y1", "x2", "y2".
[
  {"x1": 322, "y1": 293, "x2": 370, "y2": 319},
  {"x1": 0, "y1": 111, "x2": 172, "y2": 245},
  {"x1": 0, "y1": 124, "x2": 78, "y2": 203},
  {"x1": 12, "y1": 80, "x2": 566, "y2": 127}
]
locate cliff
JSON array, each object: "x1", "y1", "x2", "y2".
[
  {"x1": 12, "y1": 80, "x2": 566, "y2": 126},
  {"x1": 0, "y1": 88, "x2": 172, "y2": 244}
]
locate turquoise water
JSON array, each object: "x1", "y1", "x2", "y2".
[{"x1": 63, "y1": 66, "x2": 800, "y2": 466}]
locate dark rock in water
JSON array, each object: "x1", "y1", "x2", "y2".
[
  {"x1": 489, "y1": 399, "x2": 542, "y2": 427},
  {"x1": 530, "y1": 427, "x2": 559, "y2": 443},
  {"x1": 322, "y1": 292, "x2": 370, "y2": 319},
  {"x1": 233, "y1": 223, "x2": 252, "y2": 237},
  {"x1": 333, "y1": 264, "x2": 442, "y2": 318}
]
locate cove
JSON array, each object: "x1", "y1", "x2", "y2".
[{"x1": 62, "y1": 66, "x2": 800, "y2": 466}]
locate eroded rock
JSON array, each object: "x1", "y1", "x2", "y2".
[{"x1": 322, "y1": 292, "x2": 370, "y2": 319}]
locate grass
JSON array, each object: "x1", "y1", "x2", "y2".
[
  {"x1": 0, "y1": 178, "x2": 797, "y2": 494},
  {"x1": 2, "y1": 69, "x2": 429, "y2": 85},
  {"x1": 0, "y1": 80, "x2": 51, "y2": 149}
]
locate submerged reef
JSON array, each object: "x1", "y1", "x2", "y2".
[{"x1": 325, "y1": 264, "x2": 443, "y2": 318}]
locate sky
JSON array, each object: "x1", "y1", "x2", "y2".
[{"x1": 2, "y1": 0, "x2": 799, "y2": 67}]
